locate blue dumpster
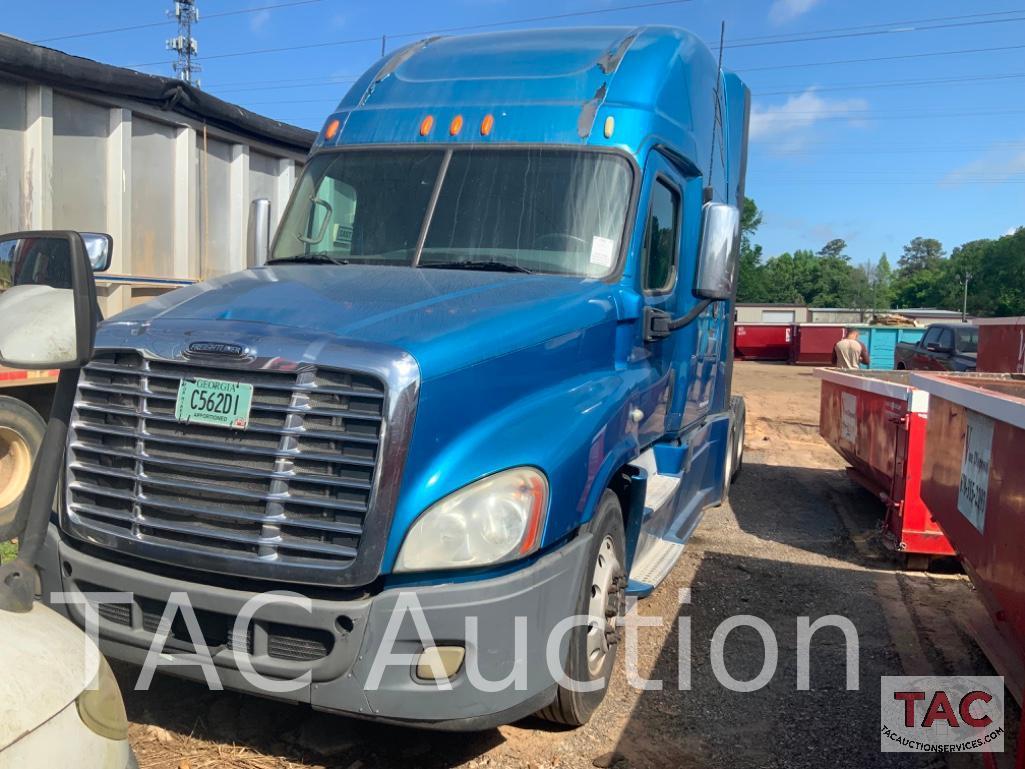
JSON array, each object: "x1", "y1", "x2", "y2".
[{"x1": 850, "y1": 325, "x2": 926, "y2": 370}]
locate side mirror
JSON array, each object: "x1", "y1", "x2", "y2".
[
  {"x1": 82, "y1": 232, "x2": 113, "y2": 272},
  {"x1": 0, "y1": 230, "x2": 99, "y2": 369},
  {"x1": 694, "y1": 202, "x2": 740, "y2": 300},
  {"x1": 247, "y1": 198, "x2": 272, "y2": 265}
]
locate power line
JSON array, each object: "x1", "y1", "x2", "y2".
[
  {"x1": 117, "y1": 0, "x2": 692, "y2": 67},
  {"x1": 758, "y1": 71, "x2": 1025, "y2": 97},
  {"x1": 32, "y1": 0, "x2": 323, "y2": 44},
  {"x1": 719, "y1": 8, "x2": 1025, "y2": 48},
  {"x1": 769, "y1": 178, "x2": 1025, "y2": 185},
  {"x1": 205, "y1": 74, "x2": 360, "y2": 89},
  {"x1": 720, "y1": 8, "x2": 1025, "y2": 45},
  {"x1": 737, "y1": 43, "x2": 1025, "y2": 73},
  {"x1": 200, "y1": 41, "x2": 1025, "y2": 94},
  {"x1": 213, "y1": 78, "x2": 358, "y2": 95}
]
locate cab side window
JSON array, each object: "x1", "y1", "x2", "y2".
[
  {"x1": 922, "y1": 327, "x2": 943, "y2": 348},
  {"x1": 641, "y1": 179, "x2": 680, "y2": 292}
]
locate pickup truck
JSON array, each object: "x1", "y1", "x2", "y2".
[
  {"x1": 894, "y1": 323, "x2": 978, "y2": 372},
  {"x1": 14, "y1": 27, "x2": 750, "y2": 731}
]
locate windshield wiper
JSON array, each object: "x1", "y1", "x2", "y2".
[
  {"x1": 266, "y1": 252, "x2": 349, "y2": 265},
  {"x1": 420, "y1": 260, "x2": 533, "y2": 274}
]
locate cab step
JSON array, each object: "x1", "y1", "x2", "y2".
[
  {"x1": 627, "y1": 538, "x2": 684, "y2": 597},
  {"x1": 624, "y1": 447, "x2": 687, "y2": 596},
  {"x1": 644, "y1": 472, "x2": 680, "y2": 513}
]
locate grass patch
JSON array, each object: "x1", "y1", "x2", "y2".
[{"x1": 0, "y1": 540, "x2": 18, "y2": 564}]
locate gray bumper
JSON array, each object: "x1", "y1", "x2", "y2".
[{"x1": 38, "y1": 525, "x2": 591, "y2": 729}]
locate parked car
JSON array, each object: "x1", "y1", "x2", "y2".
[
  {"x1": 0, "y1": 232, "x2": 132, "y2": 769},
  {"x1": 0, "y1": 601, "x2": 135, "y2": 769},
  {"x1": 894, "y1": 323, "x2": 978, "y2": 372}
]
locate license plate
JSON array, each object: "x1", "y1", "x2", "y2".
[{"x1": 175, "y1": 377, "x2": 254, "y2": 429}]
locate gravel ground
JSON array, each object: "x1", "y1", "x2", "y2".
[{"x1": 120, "y1": 361, "x2": 1020, "y2": 769}]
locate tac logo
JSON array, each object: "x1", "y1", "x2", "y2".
[{"x1": 880, "y1": 676, "x2": 1005, "y2": 753}]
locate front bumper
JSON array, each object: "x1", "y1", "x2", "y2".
[{"x1": 38, "y1": 524, "x2": 591, "y2": 730}]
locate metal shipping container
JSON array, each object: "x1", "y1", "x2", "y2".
[
  {"x1": 976, "y1": 317, "x2": 1025, "y2": 373},
  {"x1": 914, "y1": 372, "x2": 1025, "y2": 765},
  {"x1": 791, "y1": 324, "x2": 847, "y2": 365},
  {"x1": 817, "y1": 368, "x2": 954, "y2": 564},
  {"x1": 848, "y1": 325, "x2": 926, "y2": 371},
  {"x1": 734, "y1": 323, "x2": 793, "y2": 361},
  {"x1": 0, "y1": 34, "x2": 314, "y2": 318}
]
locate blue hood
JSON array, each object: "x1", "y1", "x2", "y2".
[{"x1": 111, "y1": 265, "x2": 621, "y2": 378}]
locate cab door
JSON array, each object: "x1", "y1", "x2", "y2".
[
  {"x1": 915, "y1": 327, "x2": 942, "y2": 369},
  {"x1": 632, "y1": 153, "x2": 686, "y2": 448}
]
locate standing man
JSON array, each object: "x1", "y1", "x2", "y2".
[{"x1": 833, "y1": 328, "x2": 870, "y2": 369}]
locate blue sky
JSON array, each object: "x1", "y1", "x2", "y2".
[{"x1": 6, "y1": 0, "x2": 1025, "y2": 267}]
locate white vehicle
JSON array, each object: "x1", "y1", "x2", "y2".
[
  {"x1": 0, "y1": 602, "x2": 135, "y2": 769},
  {"x1": 0, "y1": 231, "x2": 134, "y2": 768}
]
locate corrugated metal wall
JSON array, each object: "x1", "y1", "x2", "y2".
[{"x1": 0, "y1": 78, "x2": 306, "y2": 317}]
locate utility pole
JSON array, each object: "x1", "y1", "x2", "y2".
[
  {"x1": 167, "y1": 0, "x2": 201, "y2": 86},
  {"x1": 961, "y1": 271, "x2": 972, "y2": 322}
]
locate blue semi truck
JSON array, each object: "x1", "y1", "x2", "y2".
[{"x1": 16, "y1": 26, "x2": 749, "y2": 729}]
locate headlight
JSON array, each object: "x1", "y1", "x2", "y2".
[
  {"x1": 76, "y1": 654, "x2": 129, "y2": 742},
  {"x1": 395, "y1": 467, "x2": 548, "y2": 572}
]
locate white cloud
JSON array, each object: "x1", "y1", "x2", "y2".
[
  {"x1": 750, "y1": 88, "x2": 869, "y2": 150},
  {"x1": 249, "y1": 9, "x2": 272, "y2": 32},
  {"x1": 943, "y1": 144, "x2": 1025, "y2": 187},
  {"x1": 769, "y1": 0, "x2": 821, "y2": 24}
]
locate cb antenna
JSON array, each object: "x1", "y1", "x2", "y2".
[
  {"x1": 706, "y1": 20, "x2": 725, "y2": 201},
  {"x1": 167, "y1": 0, "x2": 201, "y2": 87}
]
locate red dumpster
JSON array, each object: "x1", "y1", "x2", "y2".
[
  {"x1": 816, "y1": 368, "x2": 955, "y2": 564},
  {"x1": 913, "y1": 372, "x2": 1025, "y2": 767},
  {"x1": 977, "y1": 316, "x2": 1025, "y2": 373},
  {"x1": 792, "y1": 324, "x2": 847, "y2": 365},
  {"x1": 734, "y1": 323, "x2": 793, "y2": 361}
]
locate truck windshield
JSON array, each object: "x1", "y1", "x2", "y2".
[{"x1": 270, "y1": 148, "x2": 633, "y2": 278}]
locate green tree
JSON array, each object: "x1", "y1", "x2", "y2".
[
  {"x1": 847, "y1": 264, "x2": 873, "y2": 317},
  {"x1": 817, "y1": 238, "x2": 849, "y2": 261},
  {"x1": 873, "y1": 253, "x2": 893, "y2": 310},
  {"x1": 807, "y1": 238, "x2": 854, "y2": 306},
  {"x1": 736, "y1": 198, "x2": 767, "y2": 302},
  {"x1": 897, "y1": 237, "x2": 945, "y2": 276}
]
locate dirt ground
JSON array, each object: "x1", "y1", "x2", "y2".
[{"x1": 120, "y1": 361, "x2": 1020, "y2": 769}]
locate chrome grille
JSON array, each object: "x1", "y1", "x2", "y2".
[{"x1": 65, "y1": 351, "x2": 387, "y2": 581}]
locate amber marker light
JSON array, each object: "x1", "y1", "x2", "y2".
[
  {"x1": 449, "y1": 114, "x2": 464, "y2": 136},
  {"x1": 480, "y1": 114, "x2": 495, "y2": 136},
  {"x1": 604, "y1": 115, "x2": 615, "y2": 139},
  {"x1": 323, "y1": 118, "x2": 340, "y2": 140},
  {"x1": 419, "y1": 115, "x2": 434, "y2": 136},
  {"x1": 517, "y1": 472, "x2": 548, "y2": 555}
]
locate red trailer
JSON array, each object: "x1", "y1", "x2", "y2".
[
  {"x1": 792, "y1": 324, "x2": 846, "y2": 365},
  {"x1": 913, "y1": 372, "x2": 1025, "y2": 767},
  {"x1": 734, "y1": 323, "x2": 793, "y2": 361},
  {"x1": 817, "y1": 368, "x2": 955, "y2": 565},
  {"x1": 977, "y1": 317, "x2": 1025, "y2": 373}
]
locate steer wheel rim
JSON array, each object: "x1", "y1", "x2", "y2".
[
  {"x1": 586, "y1": 534, "x2": 623, "y2": 677},
  {"x1": 0, "y1": 426, "x2": 32, "y2": 512}
]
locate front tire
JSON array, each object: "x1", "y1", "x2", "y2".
[
  {"x1": 0, "y1": 396, "x2": 46, "y2": 542},
  {"x1": 730, "y1": 395, "x2": 746, "y2": 481},
  {"x1": 538, "y1": 490, "x2": 626, "y2": 727}
]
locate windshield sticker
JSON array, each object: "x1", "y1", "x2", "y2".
[{"x1": 590, "y1": 236, "x2": 616, "y2": 268}]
